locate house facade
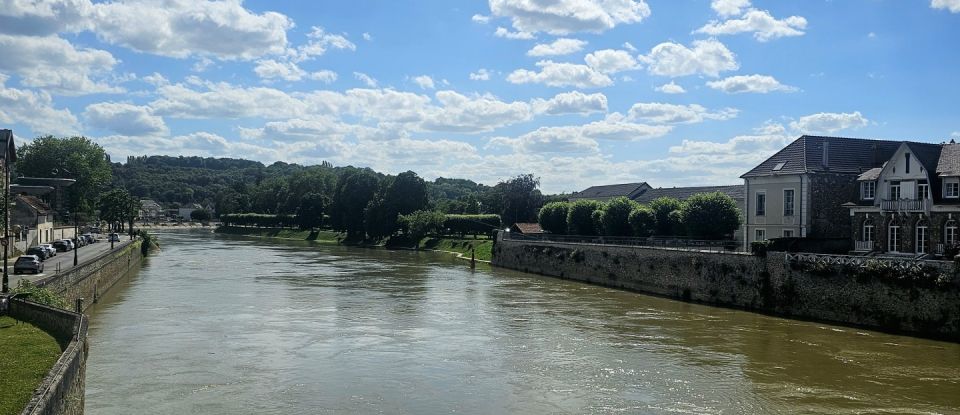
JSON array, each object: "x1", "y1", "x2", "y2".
[
  {"x1": 139, "y1": 199, "x2": 163, "y2": 220},
  {"x1": 741, "y1": 135, "x2": 902, "y2": 250},
  {"x1": 847, "y1": 142, "x2": 960, "y2": 255},
  {"x1": 12, "y1": 195, "x2": 54, "y2": 245}
]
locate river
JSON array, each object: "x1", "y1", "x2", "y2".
[{"x1": 85, "y1": 230, "x2": 960, "y2": 414}]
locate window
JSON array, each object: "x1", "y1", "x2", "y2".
[
  {"x1": 916, "y1": 222, "x2": 929, "y2": 254},
  {"x1": 905, "y1": 153, "x2": 911, "y2": 174},
  {"x1": 863, "y1": 222, "x2": 874, "y2": 242},
  {"x1": 888, "y1": 223, "x2": 901, "y2": 252},
  {"x1": 783, "y1": 229, "x2": 795, "y2": 237},
  {"x1": 918, "y1": 181, "x2": 930, "y2": 200},
  {"x1": 946, "y1": 180, "x2": 960, "y2": 198},
  {"x1": 783, "y1": 189, "x2": 795, "y2": 216},
  {"x1": 861, "y1": 181, "x2": 876, "y2": 200},
  {"x1": 947, "y1": 221, "x2": 958, "y2": 247},
  {"x1": 890, "y1": 181, "x2": 901, "y2": 200},
  {"x1": 756, "y1": 192, "x2": 766, "y2": 216},
  {"x1": 773, "y1": 162, "x2": 786, "y2": 171},
  {"x1": 755, "y1": 229, "x2": 766, "y2": 241}
]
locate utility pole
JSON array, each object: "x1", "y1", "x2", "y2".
[
  {"x1": 2, "y1": 159, "x2": 8, "y2": 294},
  {"x1": 73, "y1": 212, "x2": 78, "y2": 266}
]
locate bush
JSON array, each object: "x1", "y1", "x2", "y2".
[
  {"x1": 190, "y1": 209, "x2": 212, "y2": 222},
  {"x1": 398, "y1": 210, "x2": 446, "y2": 246},
  {"x1": 648, "y1": 197, "x2": 684, "y2": 235},
  {"x1": 599, "y1": 197, "x2": 638, "y2": 236},
  {"x1": 443, "y1": 214, "x2": 502, "y2": 236},
  {"x1": 751, "y1": 241, "x2": 769, "y2": 257},
  {"x1": 680, "y1": 192, "x2": 742, "y2": 239},
  {"x1": 537, "y1": 201, "x2": 570, "y2": 234},
  {"x1": 628, "y1": 206, "x2": 655, "y2": 237},
  {"x1": 667, "y1": 209, "x2": 686, "y2": 236},
  {"x1": 220, "y1": 213, "x2": 296, "y2": 228},
  {"x1": 13, "y1": 280, "x2": 67, "y2": 309},
  {"x1": 567, "y1": 200, "x2": 602, "y2": 235}
]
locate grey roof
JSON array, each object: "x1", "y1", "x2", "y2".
[
  {"x1": 936, "y1": 143, "x2": 960, "y2": 177},
  {"x1": 742, "y1": 135, "x2": 908, "y2": 178},
  {"x1": 570, "y1": 182, "x2": 649, "y2": 200},
  {"x1": 857, "y1": 167, "x2": 883, "y2": 181},
  {"x1": 633, "y1": 185, "x2": 744, "y2": 204}
]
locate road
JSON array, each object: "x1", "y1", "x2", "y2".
[{"x1": 6, "y1": 236, "x2": 134, "y2": 289}]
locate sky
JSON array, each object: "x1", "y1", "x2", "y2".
[{"x1": 1, "y1": 0, "x2": 959, "y2": 194}]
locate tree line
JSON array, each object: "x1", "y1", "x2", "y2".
[{"x1": 538, "y1": 192, "x2": 742, "y2": 240}]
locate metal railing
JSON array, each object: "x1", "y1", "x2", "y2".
[
  {"x1": 880, "y1": 198, "x2": 927, "y2": 211},
  {"x1": 854, "y1": 240, "x2": 874, "y2": 252},
  {"x1": 785, "y1": 252, "x2": 952, "y2": 272},
  {"x1": 502, "y1": 232, "x2": 740, "y2": 253}
]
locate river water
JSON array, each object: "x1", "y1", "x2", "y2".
[{"x1": 85, "y1": 230, "x2": 960, "y2": 414}]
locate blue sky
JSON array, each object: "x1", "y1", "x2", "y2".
[{"x1": 1, "y1": 0, "x2": 959, "y2": 193}]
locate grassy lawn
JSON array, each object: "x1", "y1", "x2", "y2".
[
  {"x1": 0, "y1": 316, "x2": 64, "y2": 415},
  {"x1": 215, "y1": 226, "x2": 340, "y2": 242},
  {"x1": 419, "y1": 236, "x2": 494, "y2": 261}
]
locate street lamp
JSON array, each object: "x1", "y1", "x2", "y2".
[{"x1": 2, "y1": 157, "x2": 10, "y2": 294}]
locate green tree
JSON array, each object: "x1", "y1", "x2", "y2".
[
  {"x1": 566, "y1": 200, "x2": 603, "y2": 235},
  {"x1": 190, "y1": 209, "x2": 212, "y2": 222},
  {"x1": 680, "y1": 192, "x2": 742, "y2": 239},
  {"x1": 398, "y1": 210, "x2": 445, "y2": 248},
  {"x1": 296, "y1": 192, "x2": 327, "y2": 229},
  {"x1": 499, "y1": 174, "x2": 543, "y2": 226},
  {"x1": 363, "y1": 196, "x2": 393, "y2": 240},
  {"x1": 628, "y1": 206, "x2": 656, "y2": 237},
  {"x1": 599, "y1": 197, "x2": 638, "y2": 236},
  {"x1": 385, "y1": 171, "x2": 429, "y2": 217},
  {"x1": 330, "y1": 169, "x2": 380, "y2": 238},
  {"x1": 17, "y1": 136, "x2": 112, "y2": 215},
  {"x1": 537, "y1": 201, "x2": 570, "y2": 234},
  {"x1": 648, "y1": 197, "x2": 684, "y2": 236}
]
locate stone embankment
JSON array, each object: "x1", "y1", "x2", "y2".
[
  {"x1": 492, "y1": 233, "x2": 960, "y2": 341},
  {"x1": 37, "y1": 240, "x2": 143, "y2": 312}
]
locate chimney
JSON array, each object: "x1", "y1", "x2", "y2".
[{"x1": 822, "y1": 141, "x2": 830, "y2": 168}]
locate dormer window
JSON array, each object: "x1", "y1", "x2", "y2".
[
  {"x1": 946, "y1": 178, "x2": 960, "y2": 198},
  {"x1": 772, "y1": 162, "x2": 786, "y2": 171},
  {"x1": 861, "y1": 181, "x2": 876, "y2": 200}
]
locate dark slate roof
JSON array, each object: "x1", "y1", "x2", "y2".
[
  {"x1": 16, "y1": 195, "x2": 51, "y2": 214},
  {"x1": 570, "y1": 182, "x2": 649, "y2": 200},
  {"x1": 633, "y1": 185, "x2": 745, "y2": 204},
  {"x1": 907, "y1": 142, "x2": 944, "y2": 176},
  {"x1": 936, "y1": 143, "x2": 960, "y2": 177},
  {"x1": 741, "y1": 135, "x2": 905, "y2": 178}
]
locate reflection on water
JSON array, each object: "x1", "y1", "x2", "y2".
[{"x1": 85, "y1": 231, "x2": 960, "y2": 414}]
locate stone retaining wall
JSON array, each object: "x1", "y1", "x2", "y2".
[
  {"x1": 37, "y1": 241, "x2": 143, "y2": 312},
  {"x1": 9, "y1": 299, "x2": 87, "y2": 415},
  {"x1": 492, "y1": 234, "x2": 960, "y2": 341}
]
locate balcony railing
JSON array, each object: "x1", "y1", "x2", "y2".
[
  {"x1": 854, "y1": 240, "x2": 874, "y2": 252},
  {"x1": 880, "y1": 198, "x2": 928, "y2": 211}
]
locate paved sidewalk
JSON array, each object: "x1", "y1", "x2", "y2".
[{"x1": 5, "y1": 237, "x2": 134, "y2": 289}]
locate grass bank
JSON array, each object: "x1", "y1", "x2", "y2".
[
  {"x1": 418, "y1": 237, "x2": 493, "y2": 262},
  {"x1": 215, "y1": 226, "x2": 340, "y2": 242},
  {"x1": 0, "y1": 316, "x2": 64, "y2": 415}
]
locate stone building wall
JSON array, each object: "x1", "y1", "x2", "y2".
[
  {"x1": 809, "y1": 173, "x2": 859, "y2": 239},
  {"x1": 38, "y1": 241, "x2": 142, "y2": 312},
  {"x1": 492, "y1": 234, "x2": 960, "y2": 341}
]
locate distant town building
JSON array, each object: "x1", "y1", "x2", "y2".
[
  {"x1": 178, "y1": 203, "x2": 203, "y2": 220},
  {"x1": 139, "y1": 199, "x2": 163, "y2": 220},
  {"x1": 12, "y1": 195, "x2": 54, "y2": 245},
  {"x1": 569, "y1": 182, "x2": 651, "y2": 202}
]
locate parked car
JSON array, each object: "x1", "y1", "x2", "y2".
[
  {"x1": 52, "y1": 240, "x2": 69, "y2": 252},
  {"x1": 60, "y1": 239, "x2": 74, "y2": 250},
  {"x1": 39, "y1": 244, "x2": 57, "y2": 257},
  {"x1": 107, "y1": 233, "x2": 121, "y2": 242},
  {"x1": 82, "y1": 233, "x2": 96, "y2": 244},
  {"x1": 72, "y1": 237, "x2": 85, "y2": 248},
  {"x1": 26, "y1": 246, "x2": 49, "y2": 260},
  {"x1": 13, "y1": 255, "x2": 44, "y2": 274}
]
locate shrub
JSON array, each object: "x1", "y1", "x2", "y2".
[
  {"x1": 599, "y1": 197, "x2": 638, "y2": 236},
  {"x1": 680, "y1": 192, "x2": 742, "y2": 239},
  {"x1": 628, "y1": 206, "x2": 656, "y2": 237},
  {"x1": 398, "y1": 210, "x2": 446, "y2": 245},
  {"x1": 537, "y1": 201, "x2": 570, "y2": 234},
  {"x1": 13, "y1": 280, "x2": 67, "y2": 309},
  {"x1": 443, "y1": 214, "x2": 502, "y2": 236},
  {"x1": 648, "y1": 197, "x2": 684, "y2": 235},
  {"x1": 567, "y1": 200, "x2": 602, "y2": 235},
  {"x1": 667, "y1": 209, "x2": 686, "y2": 236},
  {"x1": 751, "y1": 241, "x2": 769, "y2": 257}
]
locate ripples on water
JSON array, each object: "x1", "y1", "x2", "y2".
[{"x1": 85, "y1": 231, "x2": 960, "y2": 414}]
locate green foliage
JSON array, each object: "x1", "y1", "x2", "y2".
[
  {"x1": 567, "y1": 200, "x2": 602, "y2": 235},
  {"x1": 296, "y1": 192, "x2": 327, "y2": 229},
  {"x1": 498, "y1": 174, "x2": 544, "y2": 226},
  {"x1": 363, "y1": 196, "x2": 393, "y2": 241},
  {"x1": 398, "y1": 210, "x2": 446, "y2": 246},
  {"x1": 628, "y1": 205, "x2": 656, "y2": 237},
  {"x1": 599, "y1": 197, "x2": 638, "y2": 236},
  {"x1": 751, "y1": 241, "x2": 769, "y2": 257},
  {"x1": 138, "y1": 230, "x2": 158, "y2": 256},
  {"x1": 591, "y1": 209, "x2": 605, "y2": 236},
  {"x1": 537, "y1": 201, "x2": 570, "y2": 234},
  {"x1": 648, "y1": 197, "x2": 684, "y2": 235},
  {"x1": 12, "y1": 280, "x2": 67, "y2": 309},
  {"x1": 17, "y1": 136, "x2": 112, "y2": 215},
  {"x1": 99, "y1": 188, "x2": 139, "y2": 230},
  {"x1": 667, "y1": 209, "x2": 686, "y2": 236},
  {"x1": 330, "y1": 168, "x2": 381, "y2": 238},
  {"x1": 680, "y1": 192, "x2": 742, "y2": 239},
  {"x1": 220, "y1": 213, "x2": 295, "y2": 227},
  {"x1": 190, "y1": 209, "x2": 212, "y2": 222},
  {"x1": 443, "y1": 214, "x2": 502, "y2": 236}
]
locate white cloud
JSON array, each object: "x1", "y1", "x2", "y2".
[
  {"x1": 627, "y1": 102, "x2": 738, "y2": 124},
  {"x1": 0, "y1": 0, "x2": 93, "y2": 36},
  {"x1": 584, "y1": 49, "x2": 639, "y2": 74},
  {"x1": 412, "y1": 75, "x2": 435, "y2": 89},
  {"x1": 695, "y1": 9, "x2": 807, "y2": 42},
  {"x1": 789, "y1": 111, "x2": 869, "y2": 134},
  {"x1": 488, "y1": 116, "x2": 671, "y2": 155},
  {"x1": 84, "y1": 102, "x2": 168, "y2": 136},
  {"x1": 494, "y1": 26, "x2": 535, "y2": 40},
  {"x1": 489, "y1": 0, "x2": 651, "y2": 35},
  {"x1": 362, "y1": 32, "x2": 373, "y2": 41},
  {"x1": 527, "y1": 38, "x2": 587, "y2": 56},
  {"x1": 711, "y1": 0, "x2": 751, "y2": 18},
  {"x1": 191, "y1": 57, "x2": 214, "y2": 72},
  {"x1": 470, "y1": 69, "x2": 492, "y2": 81},
  {"x1": 639, "y1": 38, "x2": 738, "y2": 77},
  {"x1": 308, "y1": 70, "x2": 338, "y2": 83},
  {"x1": 952, "y1": 131, "x2": 960, "y2": 138},
  {"x1": 507, "y1": 60, "x2": 613, "y2": 88},
  {"x1": 932, "y1": 0, "x2": 960, "y2": 13},
  {"x1": 472, "y1": 14, "x2": 491, "y2": 24},
  {"x1": 421, "y1": 90, "x2": 533, "y2": 133},
  {"x1": 0, "y1": 33, "x2": 120, "y2": 95},
  {"x1": 291, "y1": 26, "x2": 356, "y2": 61},
  {"x1": 706, "y1": 74, "x2": 797, "y2": 94},
  {"x1": 353, "y1": 72, "x2": 379, "y2": 88},
  {"x1": 655, "y1": 81, "x2": 686, "y2": 94},
  {"x1": 622, "y1": 41, "x2": 637, "y2": 52},
  {"x1": 0, "y1": 74, "x2": 79, "y2": 135},
  {"x1": 531, "y1": 91, "x2": 607, "y2": 115},
  {"x1": 150, "y1": 81, "x2": 308, "y2": 120},
  {"x1": 670, "y1": 123, "x2": 789, "y2": 156},
  {"x1": 91, "y1": 0, "x2": 293, "y2": 60},
  {"x1": 238, "y1": 117, "x2": 359, "y2": 142},
  {"x1": 254, "y1": 60, "x2": 337, "y2": 83}
]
